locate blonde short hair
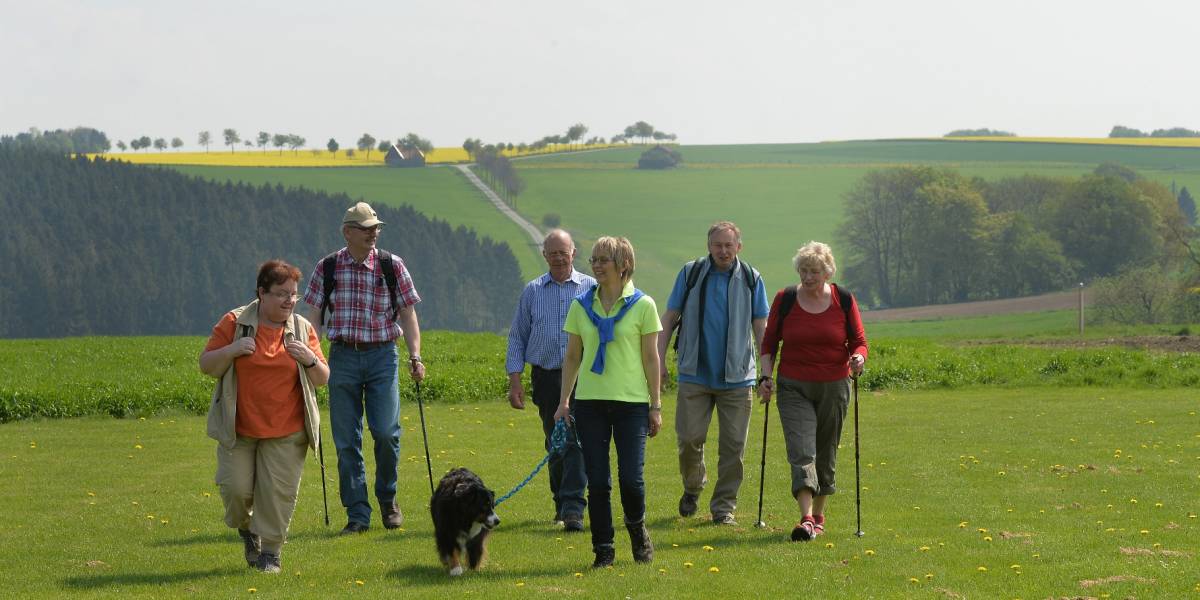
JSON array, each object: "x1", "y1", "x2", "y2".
[
  {"x1": 593, "y1": 236, "x2": 636, "y2": 281},
  {"x1": 792, "y1": 241, "x2": 836, "y2": 278}
]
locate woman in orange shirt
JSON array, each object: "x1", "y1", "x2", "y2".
[{"x1": 200, "y1": 260, "x2": 329, "y2": 573}]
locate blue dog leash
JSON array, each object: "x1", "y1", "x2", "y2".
[{"x1": 494, "y1": 418, "x2": 581, "y2": 506}]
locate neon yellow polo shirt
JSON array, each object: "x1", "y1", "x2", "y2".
[{"x1": 564, "y1": 281, "x2": 662, "y2": 403}]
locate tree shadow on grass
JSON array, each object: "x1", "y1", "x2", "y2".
[{"x1": 62, "y1": 566, "x2": 238, "y2": 590}]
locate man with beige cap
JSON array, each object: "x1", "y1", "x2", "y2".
[{"x1": 302, "y1": 201, "x2": 425, "y2": 535}]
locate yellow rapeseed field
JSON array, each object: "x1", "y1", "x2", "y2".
[
  {"x1": 943, "y1": 136, "x2": 1200, "y2": 148},
  {"x1": 89, "y1": 143, "x2": 624, "y2": 167}
]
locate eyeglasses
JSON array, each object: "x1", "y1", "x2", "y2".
[
  {"x1": 588, "y1": 256, "x2": 613, "y2": 266},
  {"x1": 266, "y1": 291, "x2": 302, "y2": 302},
  {"x1": 347, "y1": 223, "x2": 382, "y2": 233}
]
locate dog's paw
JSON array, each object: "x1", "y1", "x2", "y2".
[{"x1": 449, "y1": 566, "x2": 464, "y2": 577}]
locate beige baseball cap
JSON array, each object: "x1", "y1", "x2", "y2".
[{"x1": 343, "y1": 201, "x2": 386, "y2": 227}]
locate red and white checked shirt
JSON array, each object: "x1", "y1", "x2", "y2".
[{"x1": 302, "y1": 248, "x2": 420, "y2": 343}]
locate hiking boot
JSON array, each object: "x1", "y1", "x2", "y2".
[
  {"x1": 339, "y1": 521, "x2": 369, "y2": 536},
  {"x1": 563, "y1": 514, "x2": 585, "y2": 533},
  {"x1": 626, "y1": 521, "x2": 654, "y2": 563},
  {"x1": 791, "y1": 515, "x2": 816, "y2": 542},
  {"x1": 813, "y1": 514, "x2": 826, "y2": 537},
  {"x1": 678, "y1": 492, "x2": 699, "y2": 517},
  {"x1": 592, "y1": 546, "x2": 615, "y2": 568},
  {"x1": 238, "y1": 528, "x2": 260, "y2": 567},
  {"x1": 713, "y1": 513, "x2": 738, "y2": 526},
  {"x1": 255, "y1": 551, "x2": 281, "y2": 574},
  {"x1": 381, "y1": 502, "x2": 403, "y2": 529}
]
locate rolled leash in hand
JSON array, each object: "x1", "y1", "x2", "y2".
[
  {"x1": 416, "y1": 381, "x2": 434, "y2": 496},
  {"x1": 495, "y1": 417, "x2": 574, "y2": 506}
]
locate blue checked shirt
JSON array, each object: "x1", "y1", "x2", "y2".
[{"x1": 506, "y1": 269, "x2": 596, "y2": 373}]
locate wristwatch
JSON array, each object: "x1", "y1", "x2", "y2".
[{"x1": 409, "y1": 355, "x2": 423, "y2": 364}]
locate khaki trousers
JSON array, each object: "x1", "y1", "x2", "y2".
[
  {"x1": 675, "y1": 382, "x2": 752, "y2": 516},
  {"x1": 775, "y1": 377, "x2": 849, "y2": 498},
  {"x1": 216, "y1": 429, "x2": 308, "y2": 553}
]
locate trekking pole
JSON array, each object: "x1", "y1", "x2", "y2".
[
  {"x1": 317, "y1": 429, "x2": 330, "y2": 526},
  {"x1": 754, "y1": 395, "x2": 770, "y2": 529},
  {"x1": 415, "y1": 381, "x2": 435, "y2": 496},
  {"x1": 852, "y1": 374, "x2": 864, "y2": 537}
]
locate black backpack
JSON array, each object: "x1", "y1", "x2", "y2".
[
  {"x1": 774, "y1": 283, "x2": 855, "y2": 347},
  {"x1": 319, "y1": 252, "x2": 400, "y2": 327},
  {"x1": 671, "y1": 256, "x2": 759, "y2": 350}
]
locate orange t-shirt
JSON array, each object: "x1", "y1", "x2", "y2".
[{"x1": 205, "y1": 312, "x2": 326, "y2": 439}]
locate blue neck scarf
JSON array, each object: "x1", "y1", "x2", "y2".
[{"x1": 575, "y1": 284, "x2": 645, "y2": 375}]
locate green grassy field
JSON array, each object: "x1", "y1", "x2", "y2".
[
  {"x1": 169, "y1": 165, "x2": 547, "y2": 282},
  {"x1": 1, "y1": 389, "x2": 1195, "y2": 598}
]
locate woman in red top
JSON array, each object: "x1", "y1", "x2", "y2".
[
  {"x1": 200, "y1": 260, "x2": 329, "y2": 573},
  {"x1": 758, "y1": 242, "x2": 867, "y2": 542}
]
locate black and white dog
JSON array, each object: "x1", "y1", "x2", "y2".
[{"x1": 430, "y1": 468, "x2": 500, "y2": 576}]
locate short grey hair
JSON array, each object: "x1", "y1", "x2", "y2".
[{"x1": 792, "y1": 241, "x2": 836, "y2": 278}]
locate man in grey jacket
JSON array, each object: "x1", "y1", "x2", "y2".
[{"x1": 658, "y1": 222, "x2": 769, "y2": 525}]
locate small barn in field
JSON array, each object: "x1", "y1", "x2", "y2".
[{"x1": 385, "y1": 145, "x2": 425, "y2": 167}]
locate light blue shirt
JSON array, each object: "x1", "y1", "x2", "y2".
[
  {"x1": 506, "y1": 269, "x2": 596, "y2": 373},
  {"x1": 667, "y1": 263, "x2": 769, "y2": 389}
]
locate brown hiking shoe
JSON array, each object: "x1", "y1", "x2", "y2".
[
  {"x1": 381, "y1": 502, "x2": 404, "y2": 529},
  {"x1": 626, "y1": 521, "x2": 654, "y2": 563}
]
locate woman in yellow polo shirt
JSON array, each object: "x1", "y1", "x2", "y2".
[{"x1": 554, "y1": 236, "x2": 662, "y2": 569}]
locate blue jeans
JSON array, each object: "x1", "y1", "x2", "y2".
[
  {"x1": 532, "y1": 366, "x2": 587, "y2": 519},
  {"x1": 329, "y1": 344, "x2": 401, "y2": 525},
  {"x1": 574, "y1": 400, "x2": 649, "y2": 550}
]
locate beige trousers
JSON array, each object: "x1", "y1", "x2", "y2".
[
  {"x1": 215, "y1": 429, "x2": 308, "y2": 553},
  {"x1": 675, "y1": 382, "x2": 753, "y2": 516}
]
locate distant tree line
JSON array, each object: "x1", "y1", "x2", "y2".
[
  {"x1": 0, "y1": 147, "x2": 522, "y2": 338},
  {"x1": 472, "y1": 148, "x2": 525, "y2": 205},
  {"x1": 1109, "y1": 125, "x2": 1200, "y2": 138},
  {"x1": 1, "y1": 127, "x2": 111, "y2": 153},
  {"x1": 837, "y1": 164, "x2": 1199, "y2": 320},
  {"x1": 943, "y1": 128, "x2": 1016, "y2": 137},
  {"x1": 613, "y1": 121, "x2": 676, "y2": 145}
]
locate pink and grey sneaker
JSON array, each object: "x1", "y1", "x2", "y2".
[
  {"x1": 790, "y1": 515, "x2": 817, "y2": 542},
  {"x1": 812, "y1": 514, "x2": 826, "y2": 537}
]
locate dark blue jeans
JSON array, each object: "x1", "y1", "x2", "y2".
[
  {"x1": 573, "y1": 399, "x2": 649, "y2": 550},
  {"x1": 328, "y1": 343, "x2": 401, "y2": 525},
  {"x1": 532, "y1": 366, "x2": 587, "y2": 519}
]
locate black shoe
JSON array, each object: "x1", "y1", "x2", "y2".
[
  {"x1": 563, "y1": 514, "x2": 585, "y2": 533},
  {"x1": 592, "y1": 546, "x2": 615, "y2": 568},
  {"x1": 678, "y1": 492, "x2": 699, "y2": 517},
  {"x1": 255, "y1": 551, "x2": 281, "y2": 574},
  {"x1": 339, "y1": 521, "x2": 369, "y2": 536},
  {"x1": 238, "y1": 528, "x2": 260, "y2": 567},
  {"x1": 381, "y1": 502, "x2": 404, "y2": 529},
  {"x1": 626, "y1": 521, "x2": 654, "y2": 563}
]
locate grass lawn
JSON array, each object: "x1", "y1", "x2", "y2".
[{"x1": 1, "y1": 388, "x2": 1195, "y2": 598}]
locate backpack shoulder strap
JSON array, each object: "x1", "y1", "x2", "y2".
[
  {"x1": 320, "y1": 253, "x2": 338, "y2": 327},
  {"x1": 775, "y1": 286, "x2": 797, "y2": 342},
  {"x1": 378, "y1": 252, "x2": 400, "y2": 321},
  {"x1": 833, "y1": 283, "x2": 854, "y2": 345}
]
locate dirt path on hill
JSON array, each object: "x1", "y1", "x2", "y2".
[{"x1": 861, "y1": 290, "x2": 1080, "y2": 322}]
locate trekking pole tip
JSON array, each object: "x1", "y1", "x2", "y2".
[
  {"x1": 855, "y1": 530, "x2": 865, "y2": 538},
  {"x1": 754, "y1": 520, "x2": 768, "y2": 529}
]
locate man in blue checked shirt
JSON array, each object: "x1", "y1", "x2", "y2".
[{"x1": 506, "y1": 229, "x2": 595, "y2": 532}]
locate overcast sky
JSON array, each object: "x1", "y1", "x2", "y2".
[{"x1": 2, "y1": 0, "x2": 1195, "y2": 148}]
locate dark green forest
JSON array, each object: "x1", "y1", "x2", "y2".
[{"x1": 0, "y1": 149, "x2": 522, "y2": 338}]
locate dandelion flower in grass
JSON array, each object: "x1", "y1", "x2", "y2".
[
  {"x1": 1155, "y1": 502, "x2": 1163, "y2": 508},
  {"x1": 984, "y1": 536, "x2": 992, "y2": 542},
  {"x1": 977, "y1": 566, "x2": 988, "y2": 573},
  {"x1": 918, "y1": 546, "x2": 930, "y2": 552},
  {"x1": 1139, "y1": 530, "x2": 1149, "y2": 535},
  {"x1": 515, "y1": 582, "x2": 525, "y2": 587},
  {"x1": 134, "y1": 444, "x2": 143, "y2": 450},
  {"x1": 864, "y1": 550, "x2": 875, "y2": 556},
  {"x1": 355, "y1": 580, "x2": 364, "y2": 586},
  {"x1": 908, "y1": 577, "x2": 920, "y2": 583},
  {"x1": 203, "y1": 492, "x2": 211, "y2": 498},
  {"x1": 573, "y1": 572, "x2": 583, "y2": 578},
  {"x1": 248, "y1": 588, "x2": 257, "y2": 593},
  {"x1": 1130, "y1": 498, "x2": 1138, "y2": 504},
  {"x1": 684, "y1": 562, "x2": 694, "y2": 568},
  {"x1": 925, "y1": 573, "x2": 934, "y2": 580},
  {"x1": 825, "y1": 543, "x2": 834, "y2": 549},
  {"x1": 703, "y1": 545, "x2": 714, "y2": 552},
  {"x1": 671, "y1": 543, "x2": 679, "y2": 548},
  {"x1": 659, "y1": 568, "x2": 667, "y2": 574},
  {"x1": 958, "y1": 521, "x2": 968, "y2": 528},
  {"x1": 977, "y1": 528, "x2": 988, "y2": 533},
  {"x1": 708, "y1": 567, "x2": 719, "y2": 573},
  {"x1": 1010, "y1": 564, "x2": 1020, "y2": 570},
  {"x1": 87, "y1": 491, "x2": 95, "y2": 497}
]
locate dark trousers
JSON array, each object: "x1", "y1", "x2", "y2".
[
  {"x1": 574, "y1": 399, "x2": 649, "y2": 550},
  {"x1": 531, "y1": 366, "x2": 587, "y2": 518}
]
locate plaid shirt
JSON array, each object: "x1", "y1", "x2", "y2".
[{"x1": 302, "y1": 247, "x2": 420, "y2": 343}]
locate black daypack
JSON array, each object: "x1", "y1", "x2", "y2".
[
  {"x1": 671, "y1": 256, "x2": 759, "y2": 350},
  {"x1": 774, "y1": 283, "x2": 855, "y2": 347},
  {"x1": 319, "y1": 252, "x2": 400, "y2": 327}
]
